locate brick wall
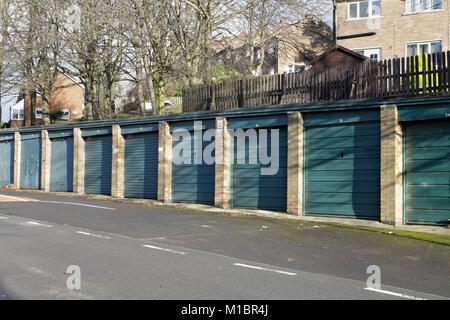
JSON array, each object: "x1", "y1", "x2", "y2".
[{"x1": 336, "y1": 0, "x2": 450, "y2": 60}]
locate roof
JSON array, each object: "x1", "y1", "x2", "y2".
[
  {"x1": 310, "y1": 45, "x2": 367, "y2": 65},
  {"x1": 10, "y1": 99, "x2": 24, "y2": 111},
  {"x1": 212, "y1": 13, "x2": 330, "y2": 53}
]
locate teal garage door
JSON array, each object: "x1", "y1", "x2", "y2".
[
  {"x1": 231, "y1": 127, "x2": 287, "y2": 211},
  {"x1": 84, "y1": 135, "x2": 112, "y2": 195},
  {"x1": 124, "y1": 132, "x2": 158, "y2": 199},
  {"x1": 0, "y1": 139, "x2": 14, "y2": 186},
  {"x1": 171, "y1": 121, "x2": 215, "y2": 204},
  {"x1": 405, "y1": 119, "x2": 450, "y2": 225},
  {"x1": 50, "y1": 137, "x2": 74, "y2": 192},
  {"x1": 229, "y1": 115, "x2": 288, "y2": 211},
  {"x1": 304, "y1": 110, "x2": 380, "y2": 219},
  {"x1": 20, "y1": 134, "x2": 42, "y2": 190}
]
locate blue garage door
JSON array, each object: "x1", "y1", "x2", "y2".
[
  {"x1": 50, "y1": 137, "x2": 74, "y2": 192},
  {"x1": 0, "y1": 139, "x2": 14, "y2": 186},
  {"x1": 304, "y1": 110, "x2": 380, "y2": 219},
  {"x1": 84, "y1": 135, "x2": 112, "y2": 195},
  {"x1": 405, "y1": 119, "x2": 450, "y2": 225},
  {"x1": 171, "y1": 122, "x2": 215, "y2": 204},
  {"x1": 231, "y1": 127, "x2": 287, "y2": 211},
  {"x1": 20, "y1": 135, "x2": 42, "y2": 190},
  {"x1": 124, "y1": 132, "x2": 159, "y2": 199}
]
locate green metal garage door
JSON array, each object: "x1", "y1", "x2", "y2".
[
  {"x1": 0, "y1": 139, "x2": 14, "y2": 187},
  {"x1": 84, "y1": 135, "x2": 112, "y2": 195},
  {"x1": 20, "y1": 134, "x2": 41, "y2": 190},
  {"x1": 229, "y1": 115, "x2": 287, "y2": 211},
  {"x1": 405, "y1": 119, "x2": 450, "y2": 225},
  {"x1": 304, "y1": 110, "x2": 380, "y2": 219},
  {"x1": 50, "y1": 137, "x2": 74, "y2": 192},
  {"x1": 171, "y1": 121, "x2": 215, "y2": 204},
  {"x1": 230, "y1": 127, "x2": 287, "y2": 211},
  {"x1": 124, "y1": 132, "x2": 158, "y2": 199}
]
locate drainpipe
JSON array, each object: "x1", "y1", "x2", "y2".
[{"x1": 333, "y1": 0, "x2": 337, "y2": 45}]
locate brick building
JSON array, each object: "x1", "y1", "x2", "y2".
[
  {"x1": 336, "y1": 0, "x2": 450, "y2": 60},
  {"x1": 213, "y1": 14, "x2": 333, "y2": 76},
  {"x1": 10, "y1": 73, "x2": 84, "y2": 128}
]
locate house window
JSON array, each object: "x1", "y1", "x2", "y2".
[
  {"x1": 354, "y1": 48, "x2": 382, "y2": 61},
  {"x1": 286, "y1": 62, "x2": 306, "y2": 74},
  {"x1": 11, "y1": 109, "x2": 24, "y2": 120},
  {"x1": 35, "y1": 108, "x2": 42, "y2": 119},
  {"x1": 61, "y1": 109, "x2": 70, "y2": 120},
  {"x1": 406, "y1": 41, "x2": 442, "y2": 56},
  {"x1": 405, "y1": 0, "x2": 442, "y2": 14},
  {"x1": 348, "y1": 1, "x2": 381, "y2": 19}
]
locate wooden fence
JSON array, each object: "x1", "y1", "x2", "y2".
[{"x1": 182, "y1": 51, "x2": 450, "y2": 112}]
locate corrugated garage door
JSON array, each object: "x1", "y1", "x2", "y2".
[
  {"x1": 171, "y1": 121, "x2": 215, "y2": 204},
  {"x1": 84, "y1": 135, "x2": 112, "y2": 195},
  {"x1": 124, "y1": 132, "x2": 158, "y2": 199},
  {"x1": 304, "y1": 110, "x2": 380, "y2": 219},
  {"x1": 20, "y1": 134, "x2": 41, "y2": 190},
  {"x1": 231, "y1": 127, "x2": 287, "y2": 211},
  {"x1": 229, "y1": 115, "x2": 287, "y2": 211},
  {"x1": 0, "y1": 139, "x2": 14, "y2": 187},
  {"x1": 50, "y1": 137, "x2": 74, "y2": 192},
  {"x1": 405, "y1": 119, "x2": 450, "y2": 225}
]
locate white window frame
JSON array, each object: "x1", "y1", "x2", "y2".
[
  {"x1": 11, "y1": 108, "x2": 24, "y2": 121},
  {"x1": 347, "y1": 0, "x2": 381, "y2": 20},
  {"x1": 353, "y1": 47, "x2": 382, "y2": 61},
  {"x1": 285, "y1": 62, "x2": 306, "y2": 74},
  {"x1": 61, "y1": 109, "x2": 70, "y2": 120},
  {"x1": 35, "y1": 108, "x2": 42, "y2": 119},
  {"x1": 405, "y1": 40, "x2": 442, "y2": 57},
  {"x1": 404, "y1": 0, "x2": 443, "y2": 14}
]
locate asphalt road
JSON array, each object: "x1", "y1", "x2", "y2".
[{"x1": 0, "y1": 190, "x2": 448, "y2": 300}]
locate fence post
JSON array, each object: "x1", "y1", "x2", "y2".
[
  {"x1": 209, "y1": 84, "x2": 216, "y2": 111},
  {"x1": 280, "y1": 72, "x2": 287, "y2": 104},
  {"x1": 239, "y1": 78, "x2": 245, "y2": 109}
]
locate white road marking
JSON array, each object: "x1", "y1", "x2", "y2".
[
  {"x1": 364, "y1": 287, "x2": 426, "y2": 300},
  {"x1": 76, "y1": 231, "x2": 111, "y2": 239},
  {"x1": 39, "y1": 201, "x2": 116, "y2": 211},
  {"x1": 0, "y1": 194, "x2": 36, "y2": 202},
  {"x1": 234, "y1": 263, "x2": 297, "y2": 276},
  {"x1": 0, "y1": 216, "x2": 9, "y2": 219},
  {"x1": 26, "y1": 221, "x2": 53, "y2": 228},
  {"x1": 143, "y1": 244, "x2": 187, "y2": 255}
]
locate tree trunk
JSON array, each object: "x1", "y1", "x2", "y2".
[{"x1": 143, "y1": 53, "x2": 157, "y2": 116}]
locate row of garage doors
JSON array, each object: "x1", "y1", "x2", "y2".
[{"x1": 0, "y1": 113, "x2": 448, "y2": 226}]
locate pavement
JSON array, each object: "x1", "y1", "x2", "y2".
[{"x1": 0, "y1": 190, "x2": 448, "y2": 300}]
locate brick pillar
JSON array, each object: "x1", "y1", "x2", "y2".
[
  {"x1": 380, "y1": 105, "x2": 403, "y2": 226},
  {"x1": 158, "y1": 122, "x2": 172, "y2": 203},
  {"x1": 40, "y1": 130, "x2": 51, "y2": 192},
  {"x1": 13, "y1": 132, "x2": 21, "y2": 189},
  {"x1": 214, "y1": 117, "x2": 231, "y2": 208},
  {"x1": 73, "y1": 128, "x2": 85, "y2": 194},
  {"x1": 111, "y1": 125, "x2": 124, "y2": 198},
  {"x1": 287, "y1": 111, "x2": 304, "y2": 215}
]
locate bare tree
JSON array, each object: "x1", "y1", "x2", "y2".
[
  {"x1": 181, "y1": 0, "x2": 261, "y2": 85},
  {"x1": 0, "y1": 0, "x2": 12, "y2": 124}
]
